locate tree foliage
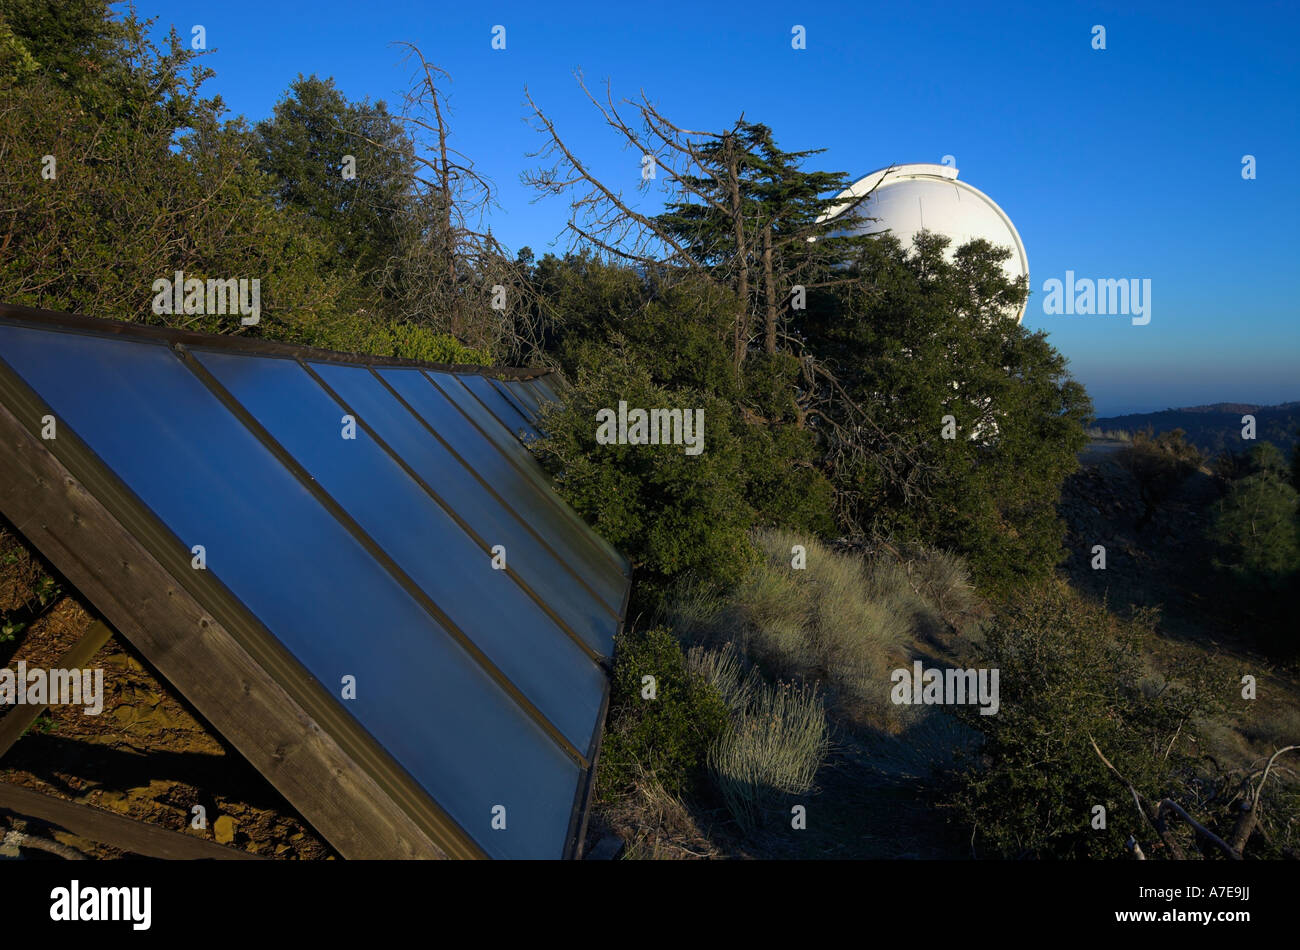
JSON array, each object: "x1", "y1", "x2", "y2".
[
  {"x1": 256, "y1": 74, "x2": 413, "y2": 282},
  {"x1": 598, "y1": 626, "x2": 730, "y2": 799},
  {"x1": 950, "y1": 583, "x2": 1223, "y2": 859},
  {"x1": 1208, "y1": 443, "x2": 1300, "y2": 655},
  {"x1": 0, "y1": 6, "x2": 496, "y2": 362},
  {"x1": 806, "y1": 232, "x2": 1091, "y2": 592}
]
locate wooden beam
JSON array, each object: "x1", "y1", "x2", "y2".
[
  {"x1": 0, "y1": 781, "x2": 260, "y2": 860},
  {"x1": 0, "y1": 395, "x2": 459, "y2": 858},
  {"x1": 0, "y1": 619, "x2": 113, "y2": 761}
]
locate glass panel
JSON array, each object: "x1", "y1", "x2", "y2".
[
  {"x1": 531, "y1": 375, "x2": 561, "y2": 405},
  {"x1": 435, "y1": 373, "x2": 629, "y2": 575},
  {"x1": 308, "y1": 360, "x2": 616, "y2": 657},
  {"x1": 434, "y1": 372, "x2": 630, "y2": 575},
  {"x1": 196, "y1": 349, "x2": 606, "y2": 750},
  {"x1": 458, "y1": 374, "x2": 539, "y2": 440},
  {"x1": 379, "y1": 368, "x2": 629, "y2": 607},
  {"x1": 491, "y1": 378, "x2": 540, "y2": 423},
  {"x1": 502, "y1": 379, "x2": 545, "y2": 421},
  {"x1": 0, "y1": 325, "x2": 579, "y2": 858}
]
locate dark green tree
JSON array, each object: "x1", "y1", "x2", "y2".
[
  {"x1": 1210, "y1": 443, "x2": 1300, "y2": 585},
  {"x1": 653, "y1": 121, "x2": 871, "y2": 360},
  {"x1": 806, "y1": 231, "x2": 1090, "y2": 592},
  {"x1": 256, "y1": 75, "x2": 414, "y2": 281}
]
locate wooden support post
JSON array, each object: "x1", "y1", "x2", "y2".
[
  {"x1": 0, "y1": 619, "x2": 113, "y2": 761},
  {"x1": 0, "y1": 782, "x2": 260, "y2": 860}
]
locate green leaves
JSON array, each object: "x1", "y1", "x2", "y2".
[
  {"x1": 950, "y1": 584, "x2": 1221, "y2": 859},
  {"x1": 255, "y1": 75, "x2": 413, "y2": 281},
  {"x1": 599, "y1": 627, "x2": 729, "y2": 799},
  {"x1": 809, "y1": 234, "x2": 1091, "y2": 593}
]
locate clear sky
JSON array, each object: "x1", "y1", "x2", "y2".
[{"x1": 136, "y1": 0, "x2": 1298, "y2": 417}]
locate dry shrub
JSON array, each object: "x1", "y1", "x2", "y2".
[
  {"x1": 603, "y1": 764, "x2": 721, "y2": 860},
  {"x1": 688, "y1": 642, "x2": 830, "y2": 829},
  {"x1": 664, "y1": 529, "x2": 981, "y2": 727},
  {"x1": 889, "y1": 542, "x2": 985, "y2": 633},
  {"x1": 706, "y1": 677, "x2": 828, "y2": 831},
  {"x1": 685, "y1": 642, "x2": 760, "y2": 713}
]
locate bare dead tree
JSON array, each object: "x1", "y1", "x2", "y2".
[
  {"x1": 1091, "y1": 734, "x2": 1300, "y2": 860},
  {"x1": 338, "y1": 43, "x2": 544, "y2": 358},
  {"x1": 522, "y1": 76, "x2": 879, "y2": 374}
]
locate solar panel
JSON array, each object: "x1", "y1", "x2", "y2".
[
  {"x1": 500, "y1": 378, "x2": 547, "y2": 423},
  {"x1": 384, "y1": 369, "x2": 629, "y2": 612},
  {"x1": 306, "y1": 361, "x2": 618, "y2": 656},
  {"x1": 0, "y1": 305, "x2": 628, "y2": 860},
  {"x1": 530, "y1": 375, "x2": 561, "y2": 405},
  {"x1": 425, "y1": 371, "x2": 629, "y2": 574},
  {"x1": 456, "y1": 373, "x2": 541, "y2": 441},
  {"x1": 192, "y1": 349, "x2": 605, "y2": 753}
]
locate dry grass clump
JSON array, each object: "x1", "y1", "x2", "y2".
[
  {"x1": 1086, "y1": 427, "x2": 1133, "y2": 442},
  {"x1": 685, "y1": 641, "x2": 760, "y2": 713},
  {"x1": 665, "y1": 529, "x2": 980, "y2": 726},
  {"x1": 602, "y1": 764, "x2": 722, "y2": 860},
  {"x1": 687, "y1": 642, "x2": 828, "y2": 830},
  {"x1": 706, "y1": 677, "x2": 828, "y2": 830},
  {"x1": 887, "y1": 542, "x2": 985, "y2": 633}
]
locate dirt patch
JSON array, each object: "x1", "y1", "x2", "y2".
[{"x1": 0, "y1": 594, "x2": 334, "y2": 859}]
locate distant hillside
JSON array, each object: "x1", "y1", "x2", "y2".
[{"x1": 1094, "y1": 401, "x2": 1300, "y2": 457}]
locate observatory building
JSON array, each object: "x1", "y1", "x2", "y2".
[{"x1": 820, "y1": 163, "x2": 1029, "y2": 323}]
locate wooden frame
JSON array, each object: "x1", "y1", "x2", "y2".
[
  {"x1": 0, "y1": 620, "x2": 112, "y2": 760},
  {"x1": 0, "y1": 617, "x2": 258, "y2": 860},
  {"x1": 0, "y1": 393, "x2": 466, "y2": 857},
  {"x1": 0, "y1": 782, "x2": 262, "y2": 860}
]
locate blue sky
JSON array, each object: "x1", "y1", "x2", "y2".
[{"x1": 137, "y1": 0, "x2": 1298, "y2": 416}]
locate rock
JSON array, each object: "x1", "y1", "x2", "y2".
[
  {"x1": 98, "y1": 790, "x2": 129, "y2": 813},
  {"x1": 213, "y1": 815, "x2": 236, "y2": 844},
  {"x1": 584, "y1": 834, "x2": 625, "y2": 860}
]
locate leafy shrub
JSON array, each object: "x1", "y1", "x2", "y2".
[
  {"x1": 948, "y1": 582, "x2": 1223, "y2": 859},
  {"x1": 1207, "y1": 442, "x2": 1300, "y2": 656},
  {"x1": 360, "y1": 320, "x2": 491, "y2": 365},
  {"x1": 530, "y1": 258, "x2": 836, "y2": 606},
  {"x1": 1209, "y1": 447, "x2": 1299, "y2": 584},
  {"x1": 597, "y1": 627, "x2": 729, "y2": 799},
  {"x1": 1118, "y1": 427, "x2": 1203, "y2": 527},
  {"x1": 532, "y1": 350, "x2": 760, "y2": 598}
]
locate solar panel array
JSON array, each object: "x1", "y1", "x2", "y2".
[{"x1": 0, "y1": 306, "x2": 629, "y2": 859}]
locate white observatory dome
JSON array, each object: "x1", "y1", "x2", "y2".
[{"x1": 820, "y1": 163, "x2": 1029, "y2": 322}]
